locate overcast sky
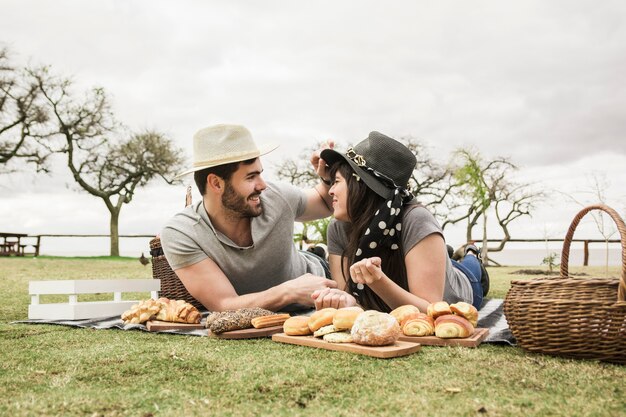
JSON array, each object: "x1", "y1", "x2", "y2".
[{"x1": 1, "y1": 0, "x2": 625, "y2": 256}]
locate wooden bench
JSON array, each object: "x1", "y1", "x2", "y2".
[{"x1": 28, "y1": 279, "x2": 161, "y2": 320}]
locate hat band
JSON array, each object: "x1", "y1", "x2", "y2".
[
  {"x1": 193, "y1": 149, "x2": 261, "y2": 168},
  {"x1": 346, "y1": 147, "x2": 405, "y2": 190}
]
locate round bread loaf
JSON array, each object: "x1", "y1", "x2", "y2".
[
  {"x1": 308, "y1": 308, "x2": 337, "y2": 332},
  {"x1": 333, "y1": 306, "x2": 364, "y2": 330},
  {"x1": 351, "y1": 310, "x2": 400, "y2": 346},
  {"x1": 283, "y1": 316, "x2": 312, "y2": 336},
  {"x1": 389, "y1": 304, "x2": 421, "y2": 327}
]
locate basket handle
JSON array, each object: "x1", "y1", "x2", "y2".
[{"x1": 560, "y1": 204, "x2": 626, "y2": 301}]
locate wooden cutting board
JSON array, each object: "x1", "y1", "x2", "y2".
[
  {"x1": 272, "y1": 333, "x2": 421, "y2": 358},
  {"x1": 209, "y1": 325, "x2": 284, "y2": 339},
  {"x1": 398, "y1": 328, "x2": 489, "y2": 347},
  {"x1": 146, "y1": 320, "x2": 204, "y2": 331}
]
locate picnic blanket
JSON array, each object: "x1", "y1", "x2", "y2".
[{"x1": 15, "y1": 298, "x2": 515, "y2": 345}]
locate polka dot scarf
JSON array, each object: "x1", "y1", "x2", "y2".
[{"x1": 346, "y1": 148, "x2": 413, "y2": 297}]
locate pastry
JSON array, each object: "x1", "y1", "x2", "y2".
[
  {"x1": 402, "y1": 313, "x2": 435, "y2": 337},
  {"x1": 121, "y1": 299, "x2": 161, "y2": 324},
  {"x1": 427, "y1": 301, "x2": 452, "y2": 319},
  {"x1": 323, "y1": 331, "x2": 353, "y2": 343},
  {"x1": 313, "y1": 324, "x2": 338, "y2": 337},
  {"x1": 434, "y1": 314, "x2": 474, "y2": 338},
  {"x1": 332, "y1": 306, "x2": 365, "y2": 330},
  {"x1": 251, "y1": 313, "x2": 291, "y2": 329},
  {"x1": 351, "y1": 310, "x2": 401, "y2": 346},
  {"x1": 308, "y1": 308, "x2": 337, "y2": 332},
  {"x1": 389, "y1": 305, "x2": 421, "y2": 327},
  {"x1": 156, "y1": 298, "x2": 202, "y2": 324},
  {"x1": 450, "y1": 302, "x2": 478, "y2": 327},
  {"x1": 283, "y1": 316, "x2": 312, "y2": 336}
]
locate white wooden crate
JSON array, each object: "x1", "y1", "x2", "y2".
[{"x1": 28, "y1": 279, "x2": 161, "y2": 320}]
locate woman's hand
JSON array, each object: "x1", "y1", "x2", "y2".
[
  {"x1": 311, "y1": 288, "x2": 357, "y2": 310},
  {"x1": 350, "y1": 257, "x2": 384, "y2": 286}
]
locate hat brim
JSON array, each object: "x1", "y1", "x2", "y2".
[
  {"x1": 175, "y1": 142, "x2": 279, "y2": 179},
  {"x1": 320, "y1": 148, "x2": 393, "y2": 199}
]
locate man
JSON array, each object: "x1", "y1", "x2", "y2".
[{"x1": 161, "y1": 124, "x2": 337, "y2": 312}]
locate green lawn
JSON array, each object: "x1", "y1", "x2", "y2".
[{"x1": 0, "y1": 257, "x2": 624, "y2": 416}]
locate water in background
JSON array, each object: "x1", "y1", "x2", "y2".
[{"x1": 31, "y1": 236, "x2": 622, "y2": 267}]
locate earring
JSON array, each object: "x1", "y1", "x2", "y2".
[{"x1": 352, "y1": 173, "x2": 361, "y2": 182}]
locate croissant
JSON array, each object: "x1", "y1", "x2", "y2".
[
  {"x1": 427, "y1": 301, "x2": 452, "y2": 319},
  {"x1": 450, "y1": 302, "x2": 478, "y2": 327},
  {"x1": 121, "y1": 299, "x2": 161, "y2": 324},
  {"x1": 402, "y1": 313, "x2": 435, "y2": 336},
  {"x1": 390, "y1": 305, "x2": 421, "y2": 327},
  {"x1": 434, "y1": 314, "x2": 474, "y2": 338},
  {"x1": 155, "y1": 298, "x2": 202, "y2": 324}
]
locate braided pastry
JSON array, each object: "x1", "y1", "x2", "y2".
[
  {"x1": 402, "y1": 313, "x2": 435, "y2": 337},
  {"x1": 155, "y1": 298, "x2": 201, "y2": 324},
  {"x1": 121, "y1": 299, "x2": 162, "y2": 324}
]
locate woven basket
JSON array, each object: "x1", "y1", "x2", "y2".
[
  {"x1": 148, "y1": 186, "x2": 203, "y2": 310},
  {"x1": 504, "y1": 204, "x2": 626, "y2": 364}
]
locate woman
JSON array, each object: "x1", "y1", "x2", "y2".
[{"x1": 312, "y1": 131, "x2": 488, "y2": 313}]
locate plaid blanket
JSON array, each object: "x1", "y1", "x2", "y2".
[{"x1": 15, "y1": 299, "x2": 515, "y2": 345}]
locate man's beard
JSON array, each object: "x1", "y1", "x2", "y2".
[{"x1": 222, "y1": 181, "x2": 263, "y2": 218}]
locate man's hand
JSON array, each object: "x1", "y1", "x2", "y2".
[
  {"x1": 281, "y1": 273, "x2": 337, "y2": 306},
  {"x1": 311, "y1": 288, "x2": 357, "y2": 310},
  {"x1": 310, "y1": 140, "x2": 335, "y2": 181},
  {"x1": 350, "y1": 257, "x2": 384, "y2": 286}
]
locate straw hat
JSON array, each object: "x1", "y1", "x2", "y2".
[
  {"x1": 320, "y1": 131, "x2": 416, "y2": 199},
  {"x1": 176, "y1": 124, "x2": 278, "y2": 178}
]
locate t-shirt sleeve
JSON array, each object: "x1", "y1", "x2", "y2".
[
  {"x1": 401, "y1": 206, "x2": 444, "y2": 255},
  {"x1": 270, "y1": 181, "x2": 308, "y2": 218},
  {"x1": 160, "y1": 225, "x2": 208, "y2": 270},
  {"x1": 327, "y1": 218, "x2": 349, "y2": 256}
]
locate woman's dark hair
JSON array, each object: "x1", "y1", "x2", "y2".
[
  {"x1": 330, "y1": 161, "x2": 413, "y2": 312},
  {"x1": 194, "y1": 158, "x2": 257, "y2": 195}
]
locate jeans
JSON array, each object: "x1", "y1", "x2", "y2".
[{"x1": 451, "y1": 255, "x2": 483, "y2": 309}]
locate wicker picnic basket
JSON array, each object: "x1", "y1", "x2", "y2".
[
  {"x1": 148, "y1": 186, "x2": 204, "y2": 310},
  {"x1": 504, "y1": 204, "x2": 626, "y2": 364}
]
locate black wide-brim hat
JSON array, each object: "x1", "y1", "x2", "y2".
[{"x1": 321, "y1": 131, "x2": 417, "y2": 199}]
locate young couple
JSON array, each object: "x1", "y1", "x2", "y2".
[{"x1": 161, "y1": 124, "x2": 488, "y2": 314}]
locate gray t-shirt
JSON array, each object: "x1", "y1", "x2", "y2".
[
  {"x1": 161, "y1": 181, "x2": 325, "y2": 296},
  {"x1": 327, "y1": 206, "x2": 473, "y2": 305}
]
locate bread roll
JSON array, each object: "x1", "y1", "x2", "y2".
[
  {"x1": 351, "y1": 310, "x2": 401, "y2": 346},
  {"x1": 313, "y1": 324, "x2": 337, "y2": 337},
  {"x1": 427, "y1": 301, "x2": 452, "y2": 319},
  {"x1": 308, "y1": 308, "x2": 337, "y2": 332},
  {"x1": 333, "y1": 306, "x2": 365, "y2": 330},
  {"x1": 283, "y1": 316, "x2": 312, "y2": 336},
  {"x1": 402, "y1": 313, "x2": 435, "y2": 337},
  {"x1": 389, "y1": 305, "x2": 421, "y2": 327},
  {"x1": 323, "y1": 331, "x2": 353, "y2": 343},
  {"x1": 450, "y1": 302, "x2": 478, "y2": 327},
  {"x1": 434, "y1": 314, "x2": 474, "y2": 338}
]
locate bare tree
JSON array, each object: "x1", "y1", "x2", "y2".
[
  {"x1": 443, "y1": 148, "x2": 543, "y2": 264},
  {"x1": 0, "y1": 48, "x2": 55, "y2": 173},
  {"x1": 32, "y1": 66, "x2": 185, "y2": 256}
]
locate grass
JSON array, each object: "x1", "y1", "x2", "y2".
[{"x1": 0, "y1": 257, "x2": 624, "y2": 416}]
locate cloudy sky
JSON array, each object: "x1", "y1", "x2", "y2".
[{"x1": 1, "y1": 0, "x2": 625, "y2": 258}]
